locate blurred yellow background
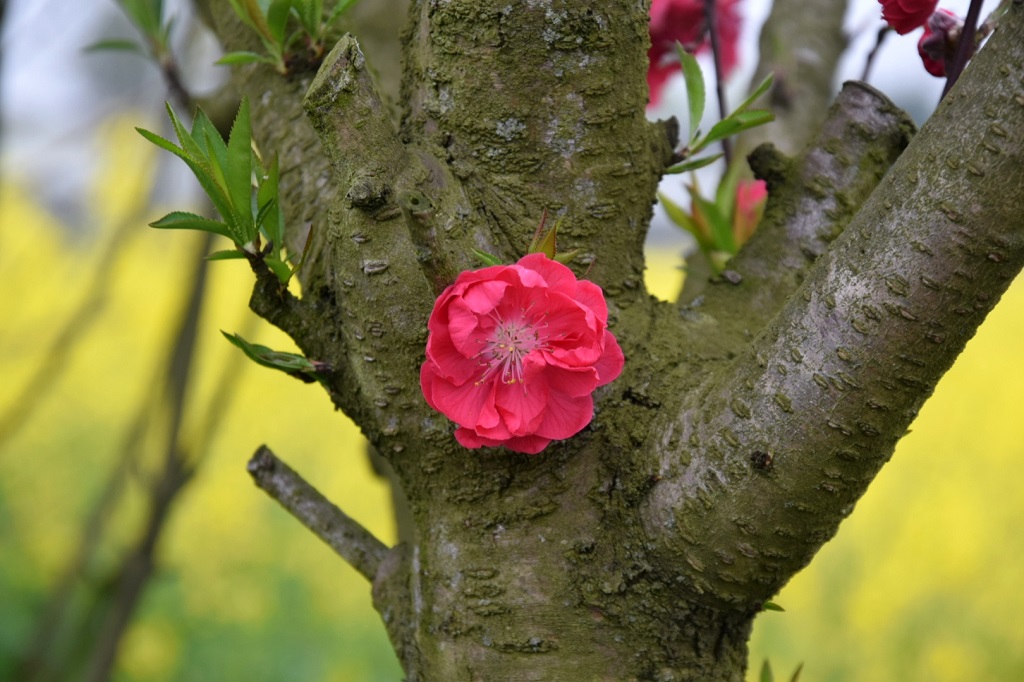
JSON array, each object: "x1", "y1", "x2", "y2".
[{"x1": 1, "y1": 116, "x2": 1022, "y2": 681}]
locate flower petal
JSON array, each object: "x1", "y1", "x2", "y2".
[
  {"x1": 593, "y1": 331, "x2": 625, "y2": 387},
  {"x1": 535, "y1": 389, "x2": 594, "y2": 441}
]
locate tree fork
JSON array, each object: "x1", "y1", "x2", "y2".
[
  {"x1": 199, "y1": 1, "x2": 1024, "y2": 680},
  {"x1": 641, "y1": 1, "x2": 1024, "y2": 611}
]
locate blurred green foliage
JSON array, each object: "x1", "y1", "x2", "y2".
[{"x1": 0, "y1": 117, "x2": 400, "y2": 680}]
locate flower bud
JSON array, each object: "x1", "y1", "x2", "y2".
[{"x1": 917, "y1": 9, "x2": 965, "y2": 78}]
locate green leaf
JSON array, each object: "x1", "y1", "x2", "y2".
[
  {"x1": 137, "y1": 111, "x2": 241, "y2": 242},
  {"x1": 165, "y1": 101, "x2": 205, "y2": 160},
  {"x1": 85, "y1": 39, "x2": 146, "y2": 55},
  {"x1": 715, "y1": 159, "x2": 744, "y2": 219},
  {"x1": 552, "y1": 249, "x2": 580, "y2": 265},
  {"x1": 225, "y1": 99, "x2": 256, "y2": 241},
  {"x1": 256, "y1": 155, "x2": 283, "y2": 251},
  {"x1": 762, "y1": 600, "x2": 786, "y2": 612},
  {"x1": 135, "y1": 126, "x2": 184, "y2": 158},
  {"x1": 206, "y1": 249, "x2": 248, "y2": 261},
  {"x1": 191, "y1": 109, "x2": 228, "y2": 173},
  {"x1": 135, "y1": 126, "x2": 228, "y2": 217},
  {"x1": 255, "y1": 196, "x2": 278, "y2": 237},
  {"x1": 149, "y1": 211, "x2": 234, "y2": 239},
  {"x1": 688, "y1": 186, "x2": 735, "y2": 254},
  {"x1": 288, "y1": 222, "x2": 315, "y2": 278},
  {"x1": 471, "y1": 249, "x2": 504, "y2": 267},
  {"x1": 226, "y1": 0, "x2": 275, "y2": 41},
  {"x1": 267, "y1": 0, "x2": 294, "y2": 46},
  {"x1": 733, "y1": 72, "x2": 774, "y2": 116},
  {"x1": 216, "y1": 51, "x2": 278, "y2": 66},
  {"x1": 264, "y1": 256, "x2": 294, "y2": 284},
  {"x1": 760, "y1": 660, "x2": 774, "y2": 682},
  {"x1": 703, "y1": 109, "x2": 775, "y2": 147},
  {"x1": 658, "y1": 191, "x2": 712, "y2": 251},
  {"x1": 117, "y1": 0, "x2": 163, "y2": 38},
  {"x1": 222, "y1": 331, "x2": 321, "y2": 382},
  {"x1": 529, "y1": 217, "x2": 562, "y2": 259},
  {"x1": 665, "y1": 153, "x2": 723, "y2": 175},
  {"x1": 290, "y1": 0, "x2": 311, "y2": 32},
  {"x1": 789, "y1": 663, "x2": 804, "y2": 682},
  {"x1": 675, "y1": 44, "x2": 705, "y2": 144},
  {"x1": 301, "y1": 0, "x2": 324, "y2": 34}
]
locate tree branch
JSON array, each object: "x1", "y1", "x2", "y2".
[
  {"x1": 684, "y1": 82, "x2": 914, "y2": 348},
  {"x1": 737, "y1": 0, "x2": 849, "y2": 158},
  {"x1": 643, "y1": 2, "x2": 1024, "y2": 609},
  {"x1": 247, "y1": 445, "x2": 389, "y2": 581},
  {"x1": 304, "y1": 36, "x2": 406, "y2": 187}
]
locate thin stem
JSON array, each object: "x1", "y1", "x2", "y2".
[
  {"x1": 941, "y1": 0, "x2": 985, "y2": 98},
  {"x1": 248, "y1": 445, "x2": 389, "y2": 581},
  {"x1": 861, "y1": 26, "x2": 892, "y2": 81},
  {"x1": 704, "y1": 0, "x2": 732, "y2": 167}
]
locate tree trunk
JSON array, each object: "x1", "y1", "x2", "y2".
[{"x1": 204, "y1": 1, "x2": 1024, "y2": 679}]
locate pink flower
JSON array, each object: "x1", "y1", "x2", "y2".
[
  {"x1": 917, "y1": 9, "x2": 964, "y2": 77},
  {"x1": 733, "y1": 179, "x2": 768, "y2": 245},
  {"x1": 648, "y1": 0, "x2": 742, "y2": 105},
  {"x1": 420, "y1": 253, "x2": 624, "y2": 455},
  {"x1": 878, "y1": 0, "x2": 939, "y2": 35}
]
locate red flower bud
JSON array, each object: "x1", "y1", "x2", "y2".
[{"x1": 917, "y1": 9, "x2": 964, "y2": 78}]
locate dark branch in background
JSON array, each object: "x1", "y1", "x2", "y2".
[
  {"x1": 941, "y1": 0, "x2": 985, "y2": 98},
  {"x1": 704, "y1": 0, "x2": 731, "y2": 167},
  {"x1": 13, "y1": 391, "x2": 156, "y2": 681},
  {"x1": 861, "y1": 26, "x2": 892, "y2": 81},
  {"x1": 158, "y1": 46, "x2": 192, "y2": 114},
  {"x1": 78, "y1": 230, "x2": 220, "y2": 682},
  {"x1": 0, "y1": 220, "x2": 138, "y2": 449},
  {"x1": 15, "y1": 304, "x2": 257, "y2": 682},
  {"x1": 14, "y1": 233, "x2": 217, "y2": 682},
  {"x1": 248, "y1": 446, "x2": 389, "y2": 581},
  {"x1": 11, "y1": 10, "x2": 252, "y2": 675}
]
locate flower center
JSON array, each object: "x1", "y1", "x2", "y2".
[{"x1": 476, "y1": 313, "x2": 549, "y2": 386}]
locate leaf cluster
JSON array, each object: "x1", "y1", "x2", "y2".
[
  {"x1": 137, "y1": 99, "x2": 297, "y2": 284},
  {"x1": 220, "y1": 0, "x2": 361, "y2": 74},
  {"x1": 665, "y1": 45, "x2": 775, "y2": 175},
  {"x1": 659, "y1": 160, "x2": 765, "y2": 273}
]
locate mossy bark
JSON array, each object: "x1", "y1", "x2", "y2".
[{"x1": 205, "y1": 1, "x2": 1024, "y2": 679}]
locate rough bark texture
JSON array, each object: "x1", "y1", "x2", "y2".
[{"x1": 203, "y1": 1, "x2": 1024, "y2": 680}]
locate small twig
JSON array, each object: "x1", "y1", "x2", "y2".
[
  {"x1": 942, "y1": 0, "x2": 985, "y2": 98},
  {"x1": 247, "y1": 255, "x2": 306, "y2": 339},
  {"x1": 248, "y1": 445, "x2": 389, "y2": 581},
  {"x1": 704, "y1": 0, "x2": 732, "y2": 167},
  {"x1": 861, "y1": 26, "x2": 892, "y2": 81}
]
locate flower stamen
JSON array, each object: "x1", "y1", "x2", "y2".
[{"x1": 474, "y1": 312, "x2": 550, "y2": 388}]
